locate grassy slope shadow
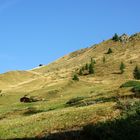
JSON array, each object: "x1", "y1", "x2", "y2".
[
  {"x1": 39, "y1": 101, "x2": 140, "y2": 140},
  {"x1": 8, "y1": 106, "x2": 140, "y2": 140}
]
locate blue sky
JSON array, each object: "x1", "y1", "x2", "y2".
[{"x1": 0, "y1": 0, "x2": 140, "y2": 73}]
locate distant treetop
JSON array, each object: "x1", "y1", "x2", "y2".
[
  {"x1": 112, "y1": 33, "x2": 120, "y2": 41},
  {"x1": 39, "y1": 64, "x2": 43, "y2": 67}
]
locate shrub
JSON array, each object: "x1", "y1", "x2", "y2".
[
  {"x1": 81, "y1": 66, "x2": 85, "y2": 71},
  {"x1": 106, "y1": 48, "x2": 113, "y2": 54},
  {"x1": 133, "y1": 66, "x2": 140, "y2": 80},
  {"x1": 120, "y1": 80, "x2": 140, "y2": 96},
  {"x1": 89, "y1": 63, "x2": 94, "y2": 74},
  {"x1": 79, "y1": 69, "x2": 83, "y2": 75},
  {"x1": 85, "y1": 63, "x2": 89, "y2": 70},
  {"x1": 72, "y1": 74, "x2": 79, "y2": 81},
  {"x1": 120, "y1": 62, "x2": 125, "y2": 74},
  {"x1": 120, "y1": 80, "x2": 140, "y2": 88}
]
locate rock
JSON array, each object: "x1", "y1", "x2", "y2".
[{"x1": 120, "y1": 34, "x2": 129, "y2": 43}]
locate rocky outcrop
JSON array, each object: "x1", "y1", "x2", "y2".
[{"x1": 120, "y1": 34, "x2": 129, "y2": 43}]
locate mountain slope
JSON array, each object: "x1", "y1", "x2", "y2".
[
  {"x1": 0, "y1": 70, "x2": 42, "y2": 90},
  {"x1": 0, "y1": 33, "x2": 140, "y2": 139},
  {"x1": 1, "y1": 33, "x2": 140, "y2": 92}
]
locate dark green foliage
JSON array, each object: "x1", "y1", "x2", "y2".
[
  {"x1": 78, "y1": 97, "x2": 117, "y2": 107},
  {"x1": 112, "y1": 33, "x2": 120, "y2": 41},
  {"x1": 81, "y1": 66, "x2": 85, "y2": 71},
  {"x1": 131, "y1": 86, "x2": 140, "y2": 94},
  {"x1": 89, "y1": 63, "x2": 94, "y2": 74},
  {"x1": 120, "y1": 62, "x2": 125, "y2": 74},
  {"x1": 79, "y1": 69, "x2": 83, "y2": 75},
  {"x1": 66, "y1": 96, "x2": 86, "y2": 106},
  {"x1": 120, "y1": 80, "x2": 140, "y2": 88},
  {"x1": 133, "y1": 66, "x2": 140, "y2": 80},
  {"x1": 39, "y1": 64, "x2": 43, "y2": 67},
  {"x1": 85, "y1": 63, "x2": 89, "y2": 70},
  {"x1": 72, "y1": 74, "x2": 79, "y2": 81},
  {"x1": 120, "y1": 80, "x2": 140, "y2": 96},
  {"x1": 106, "y1": 48, "x2": 113, "y2": 54},
  {"x1": 78, "y1": 59, "x2": 95, "y2": 76}
]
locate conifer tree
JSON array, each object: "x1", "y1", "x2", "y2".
[
  {"x1": 89, "y1": 63, "x2": 94, "y2": 74},
  {"x1": 72, "y1": 74, "x2": 79, "y2": 81},
  {"x1": 81, "y1": 66, "x2": 85, "y2": 71},
  {"x1": 133, "y1": 66, "x2": 140, "y2": 80},
  {"x1": 112, "y1": 33, "x2": 120, "y2": 41},
  {"x1": 120, "y1": 62, "x2": 125, "y2": 74},
  {"x1": 107, "y1": 48, "x2": 113, "y2": 54},
  {"x1": 79, "y1": 69, "x2": 83, "y2": 75},
  {"x1": 85, "y1": 63, "x2": 89, "y2": 70}
]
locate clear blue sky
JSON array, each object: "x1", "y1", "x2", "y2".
[{"x1": 0, "y1": 0, "x2": 140, "y2": 73}]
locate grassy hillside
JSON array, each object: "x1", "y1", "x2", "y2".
[{"x1": 0, "y1": 33, "x2": 140, "y2": 139}]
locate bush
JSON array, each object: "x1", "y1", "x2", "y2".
[
  {"x1": 120, "y1": 62, "x2": 125, "y2": 74},
  {"x1": 120, "y1": 80, "x2": 140, "y2": 88},
  {"x1": 85, "y1": 63, "x2": 89, "y2": 70},
  {"x1": 72, "y1": 74, "x2": 79, "y2": 81},
  {"x1": 79, "y1": 69, "x2": 83, "y2": 75},
  {"x1": 106, "y1": 48, "x2": 113, "y2": 54},
  {"x1": 89, "y1": 63, "x2": 94, "y2": 74},
  {"x1": 120, "y1": 80, "x2": 140, "y2": 96},
  {"x1": 133, "y1": 66, "x2": 140, "y2": 80}
]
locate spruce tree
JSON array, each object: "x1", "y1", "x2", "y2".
[
  {"x1": 79, "y1": 69, "x2": 83, "y2": 75},
  {"x1": 81, "y1": 66, "x2": 85, "y2": 71},
  {"x1": 72, "y1": 74, "x2": 79, "y2": 81},
  {"x1": 120, "y1": 62, "x2": 125, "y2": 74},
  {"x1": 89, "y1": 63, "x2": 94, "y2": 74},
  {"x1": 112, "y1": 33, "x2": 120, "y2": 41},
  {"x1": 133, "y1": 66, "x2": 140, "y2": 80},
  {"x1": 107, "y1": 48, "x2": 113, "y2": 54},
  {"x1": 85, "y1": 63, "x2": 89, "y2": 70}
]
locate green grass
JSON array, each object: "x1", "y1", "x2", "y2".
[
  {"x1": 1, "y1": 33, "x2": 140, "y2": 139},
  {"x1": 0, "y1": 80, "x2": 119, "y2": 139},
  {"x1": 120, "y1": 80, "x2": 140, "y2": 88},
  {"x1": 120, "y1": 80, "x2": 140, "y2": 95},
  {"x1": 43, "y1": 100, "x2": 140, "y2": 140},
  {"x1": 0, "y1": 102, "x2": 117, "y2": 139}
]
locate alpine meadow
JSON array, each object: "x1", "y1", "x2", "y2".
[{"x1": 0, "y1": 0, "x2": 140, "y2": 140}]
